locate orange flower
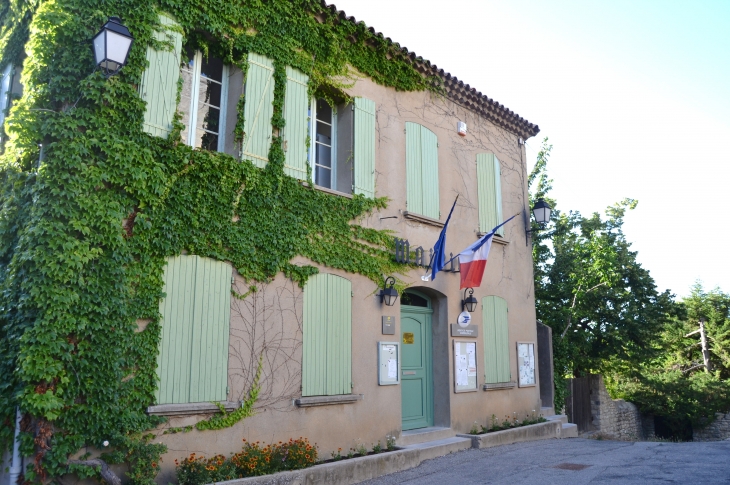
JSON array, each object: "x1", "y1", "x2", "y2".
[{"x1": 151, "y1": 463, "x2": 157, "y2": 468}]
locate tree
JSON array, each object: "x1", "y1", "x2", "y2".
[{"x1": 528, "y1": 138, "x2": 673, "y2": 408}]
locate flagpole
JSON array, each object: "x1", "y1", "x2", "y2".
[{"x1": 421, "y1": 195, "x2": 459, "y2": 280}]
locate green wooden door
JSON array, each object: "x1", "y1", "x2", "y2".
[{"x1": 401, "y1": 299, "x2": 434, "y2": 430}]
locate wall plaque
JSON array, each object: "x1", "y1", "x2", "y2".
[
  {"x1": 450, "y1": 324, "x2": 479, "y2": 337},
  {"x1": 402, "y1": 332, "x2": 415, "y2": 344},
  {"x1": 382, "y1": 316, "x2": 396, "y2": 335}
]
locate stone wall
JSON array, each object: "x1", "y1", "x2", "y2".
[
  {"x1": 693, "y1": 412, "x2": 730, "y2": 441},
  {"x1": 589, "y1": 375, "x2": 646, "y2": 440}
]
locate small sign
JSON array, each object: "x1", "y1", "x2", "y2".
[
  {"x1": 457, "y1": 311, "x2": 472, "y2": 327},
  {"x1": 378, "y1": 342, "x2": 400, "y2": 385},
  {"x1": 451, "y1": 324, "x2": 479, "y2": 337},
  {"x1": 403, "y1": 332, "x2": 415, "y2": 344},
  {"x1": 382, "y1": 316, "x2": 396, "y2": 335}
]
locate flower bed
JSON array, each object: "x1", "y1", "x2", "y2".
[{"x1": 468, "y1": 414, "x2": 547, "y2": 435}]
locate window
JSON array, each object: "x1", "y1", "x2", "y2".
[
  {"x1": 0, "y1": 63, "x2": 22, "y2": 146},
  {"x1": 179, "y1": 50, "x2": 229, "y2": 151},
  {"x1": 302, "y1": 273, "x2": 352, "y2": 396},
  {"x1": 156, "y1": 255, "x2": 232, "y2": 404},
  {"x1": 405, "y1": 122, "x2": 440, "y2": 219},
  {"x1": 306, "y1": 96, "x2": 375, "y2": 196},
  {"x1": 476, "y1": 153, "x2": 504, "y2": 236},
  {"x1": 482, "y1": 296, "x2": 510, "y2": 384}
]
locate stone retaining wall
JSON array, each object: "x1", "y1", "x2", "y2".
[
  {"x1": 589, "y1": 375, "x2": 646, "y2": 440},
  {"x1": 694, "y1": 412, "x2": 730, "y2": 441}
]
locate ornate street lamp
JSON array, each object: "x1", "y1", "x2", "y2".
[
  {"x1": 378, "y1": 276, "x2": 399, "y2": 306},
  {"x1": 92, "y1": 17, "x2": 134, "y2": 76},
  {"x1": 462, "y1": 287, "x2": 478, "y2": 313},
  {"x1": 525, "y1": 198, "x2": 553, "y2": 245}
]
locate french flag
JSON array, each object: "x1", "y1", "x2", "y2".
[{"x1": 458, "y1": 233, "x2": 493, "y2": 289}]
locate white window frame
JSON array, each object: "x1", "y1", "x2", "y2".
[
  {"x1": 308, "y1": 98, "x2": 338, "y2": 189},
  {"x1": 0, "y1": 64, "x2": 14, "y2": 136},
  {"x1": 182, "y1": 51, "x2": 229, "y2": 152}
]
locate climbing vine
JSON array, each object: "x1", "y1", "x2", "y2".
[{"x1": 0, "y1": 0, "x2": 435, "y2": 483}]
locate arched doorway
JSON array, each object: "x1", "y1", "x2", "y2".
[{"x1": 400, "y1": 290, "x2": 434, "y2": 430}]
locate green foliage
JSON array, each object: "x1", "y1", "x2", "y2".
[
  {"x1": 0, "y1": 0, "x2": 431, "y2": 481},
  {"x1": 607, "y1": 284, "x2": 730, "y2": 439},
  {"x1": 528, "y1": 138, "x2": 673, "y2": 410},
  {"x1": 195, "y1": 356, "x2": 262, "y2": 431}
]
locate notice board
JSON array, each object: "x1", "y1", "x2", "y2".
[
  {"x1": 453, "y1": 340, "x2": 478, "y2": 392},
  {"x1": 517, "y1": 342, "x2": 536, "y2": 387},
  {"x1": 378, "y1": 342, "x2": 400, "y2": 385}
]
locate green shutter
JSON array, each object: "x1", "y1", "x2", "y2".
[
  {"x1": 483, "y1": 296, "x2": 510, "y2": 383},
  {"x1": 302, "y1": 274, "x2": 352, "y2": 396},
  {"x1": 283, "y1": 66, "x2": 309, "y2": 179},
  {"x1": 242, "y1": 52, "x2": 275, "y2": 168},
  {"x1": 476, "y1": 153, "x2": 504, "y2": 236},
  {"x1": 405, "y1": 122, "x2": 439, "y2": 219},
  {"x1": 353, "y1": 97, "x2": 376, "y2": 198},
  {"x1": 156, "y1": 255, "x2": 232, "y2": 404},
  {"x1": 139, "y1": 14, "x2": 182, "y2": 138}
]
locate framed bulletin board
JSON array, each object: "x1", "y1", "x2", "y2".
[
  {"x1": 517, "y1": 342, "x2": 536, "y2": 387},
  {"x1": 453, "y1": 340, "x2": 478, "y2": 393},
  {"x1": 378, "y1": 342, "x2": 400, "y2": 385}
]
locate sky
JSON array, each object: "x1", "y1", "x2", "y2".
[{"x1": 333, "y1": 0, "x2": 730, "y2": 298}]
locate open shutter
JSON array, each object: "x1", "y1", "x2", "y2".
[
  {"x1": 405, "y1": 122, "x2": 423, "y2": 215},
  {"x1": 353, "y1": 97, "x2": 376, "y2": 198},
  {"x1": 242, "y1": 53, "x2": 275, "y2": 168},
  {"x1": 302, "y1": 274, "x2": 352, "y2": 396},
  {"x1": 477, "y1": 153, "x2": 504, "y2": 236},
  {"x1": 405, "y1": 122, "x2": 439, "y2": 219},
  {"x1": 419, "y1": 125, "x2": 439, "y2": 219},
  {"x1": 483, "y1": 296, "x2": 510, "y2": 384},
  {"x1": 282, "y1": 66, "x2": 309, "y2": 179},
  {"x1": 139, "y1": 14, "x2": 182, "y2": 138},
  {"x1": 156, "y1": 256, "x2": 231, "y2": 404}
]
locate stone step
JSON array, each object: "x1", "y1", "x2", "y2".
[
  {"x1": 402, "y1": 436, "x2": 472, "y2": 461},
  {"x1": 546, "y1": 414, "x2": 568, "y2": 425},
  {"x1": 560, "y1": 423, "x2": 579, "y2": 438},
  {"x1": 397, "y1": 427, "x2": 456, "y2": 446},
  {"x1": 540, "y1": 406, "x2": 555, "y2": 417}
]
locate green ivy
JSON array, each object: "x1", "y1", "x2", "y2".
[{"x1": 0, "y1": 0, "x2": 432, "y2": 483}]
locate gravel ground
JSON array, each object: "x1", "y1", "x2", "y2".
[{"x1": 361, "y1": 438, "x2": 730, "y2": 484}]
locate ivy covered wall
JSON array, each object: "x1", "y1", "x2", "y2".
[{"x1": 0, "y1": 0, "x2": 437, "y2": 481}]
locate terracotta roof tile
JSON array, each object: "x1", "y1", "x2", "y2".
[{"x1": 323, "y1": 1, "x2": 540, "y2": 139}]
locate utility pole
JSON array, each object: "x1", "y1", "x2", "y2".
[{"x1": 685, "y1": 318, "x2": 712, "y2": 373}]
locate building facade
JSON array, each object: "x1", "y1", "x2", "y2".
[{"x1": 0, "y1": 2, "x2": 543, "y2": 483}]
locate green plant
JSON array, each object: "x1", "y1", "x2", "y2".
[
  {"x1": 355, "y1": 442, "x2": 367, "y2": 457},
  {"x1": 469, "y1": 421, "x2": 480, "y2": 435},
  {"x1": 371, "y1": 441, "x2": 382, "y2": 454},
  {"x1": 330, "y1": 448, "x2": 343, "y2": 461},
  {"x1": 385, "y1": 435, "x2": 396, "y2": 451}
]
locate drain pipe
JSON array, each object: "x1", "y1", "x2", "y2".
[{"x1": 8, "y1": 407, "x2": 21, "y2": 485}]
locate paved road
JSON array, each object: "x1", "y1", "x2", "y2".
[{"x1": 361, "y1": 438, "x2": 730, "y2": 484}]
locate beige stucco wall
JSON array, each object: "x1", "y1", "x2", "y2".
[{"x1": 152, "y1": 76, "x2": 540, "y2": 483}]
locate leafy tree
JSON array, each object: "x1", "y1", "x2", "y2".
[
  {"x1": 607, "y1": 284, "x2": 730, "y2": 438},
  {"x1": 528, "y1": 138, "x2": 673, "y2": 408}
]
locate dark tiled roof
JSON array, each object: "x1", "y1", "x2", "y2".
[{"x1": 323, "y1": 1, "x2": 540, "y2": 139}]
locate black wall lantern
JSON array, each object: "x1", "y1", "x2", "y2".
[
  {"x1": 462, "y1": 287, "x2": 478, "y2": 313},
  {"x1": 525, "y1": 198, "x2": 553, "y2": 245},
  {"x1": 92, "y1": 17, "x2": 134, "y2": 76},
  {"x1": 379, "y1": 277, "x2": 398, "y2": 306}
]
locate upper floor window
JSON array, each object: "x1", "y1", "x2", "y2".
[
  {"x1": 477, "y1": 153, "x2": 504, "y2": 236},
  {"x1": 179, "y1": 50, "x2": 229, "y2": 151},
  {"x1": 405, "y1": 122, "x2": 440, "y2": 219}
]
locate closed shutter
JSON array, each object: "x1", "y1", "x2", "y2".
[
  {"x1": 156, "y1": 255, "x2": 232, "y2": 404},
  {"x1": 302, "y1": 274, "x2": 352, "y2": 396},
  {"x1": 139, "y1": 13, "x2": 182, "y2": 138},
  {"x1": 405, "y1": 122, "x2": 439, "y2": 219},
  {"x1": 242, "y1": 52, "x2": 275, "y2": 168},
  {"x1": 283, "y1": 66, "x2": 309, "y2": 179},
  {"x1": 476, "y1": 153, "x2": 504, "y2": 236},
  {"x1": 483, "y1": 296, "x2": 510, "y2": 383},
  {"x1": 353, "y1": 97, "x2": 375, "y2": 198}
]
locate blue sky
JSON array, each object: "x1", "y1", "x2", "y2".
[{"x1": 333, "y1": 0, "x2": 730, "y2": 298}]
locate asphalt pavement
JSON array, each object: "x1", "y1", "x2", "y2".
[{"x1": 360, "y1": 438, "x2": 730, "y2": 484}]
